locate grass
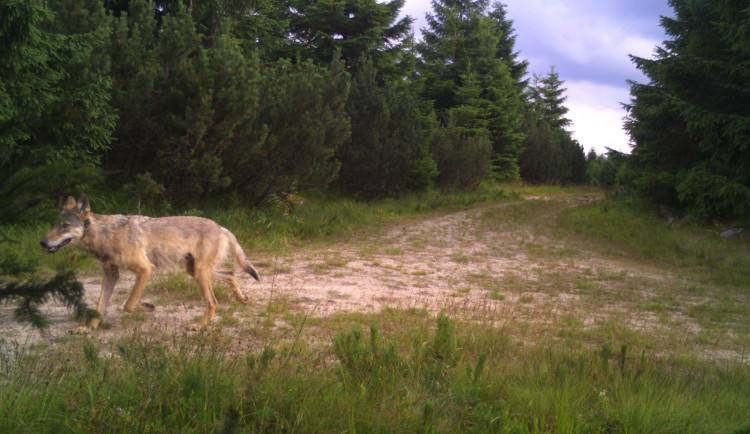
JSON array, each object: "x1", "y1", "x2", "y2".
[
  {"x1": 557, "y1": 199, "x2": 750, "y2": 288},
  {"x1": 1, "y1": 314, "x2": 748, "y2": 432},
  {"x1": 3, "y1": 185, "x2": 750, "y2": 432},
  {"x1": 211, "y1": 186, "x2": 512, "y2": 252}
]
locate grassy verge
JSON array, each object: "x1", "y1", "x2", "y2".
[
  {"x1": 1, "y1": 313, "x2": 748, "y2": 432},
  {"x1": 557, "y1": 199, "x2": 750, "y2": 288}
]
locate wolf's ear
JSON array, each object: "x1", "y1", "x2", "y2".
[
  {"x1": 76, "y1": 194, "x2": 91, "y2": 217},
  {"x1": 63, "y1": 196, "x2": 77, "y2": 209}
]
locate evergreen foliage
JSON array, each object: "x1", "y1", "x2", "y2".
[
  {"x1": 42, "y1": 0, "x2": 117, "y2": 167},
  {"x1": 586, "y1": 149, "x2": 625, "y2": 189},
  {"x1": 224, "y1": 58, "x2": 350, "y2": 204},
  {"x1": 0, "y1": 1, "x2": 100, "y2": 328},
  {"x1": 624, "y1": 0, "x2": 750, "y2": 220},
  {"x1": 2, "y1": 0, "x2": 587, "y2": 207},
  {"x1": 1, "y1": 0, "x2": 116, "y2": 168},
  {"x1": 2, "y1": 0, "x2": 589, "y2": 210},
  {"x1": 0, "y1": 0, "x2": 595, "y2": 330},
  {"x1": 106, "y1": 0, "x2": 349, "y2": 205},
  {"x1": 488, "y1": 2, "x2": 528, "y2": 87},
  {"x1": 337, "y1": 58, "x2": 434, "y2": 198},
  {"x1": 1, "y1": 270, "x2": 97, "y2": 330},
  {"x1": 0, "y1": 1, "x2": 61, "y2": 159},
  {"x1": 417, "y1": 0, "x2": 525, "y2": 182},
  {"x1": 106, "y1": 2, "x2": 248, "y2": 200},
  {"x1": 520, "y1": 68, "x2": 586, "y2": 184},
  {"x1": 430, "y1": 114, "x2": 492, "y2": 189},
  {"x1": 285, "y1": 0, "x2": 413, "y2": 77}
]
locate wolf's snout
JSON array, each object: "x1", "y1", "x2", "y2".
[
  {"x1": 40, "y1": 238, "x2": 69, "y2": 253},
  {"x1": 40, "y1": 239, "x2": 55, "y2": 253}
]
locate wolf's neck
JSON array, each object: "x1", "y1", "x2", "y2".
[{"x1": 77, "y1": 214, "x2": 115, "y2": 262}]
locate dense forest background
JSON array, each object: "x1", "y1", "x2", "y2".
[
  {"x1": 0, "y1": 0, "x2": 588, "y2": 210},
  {"x1": 1, "y1": 0, "x2": 748, "y2": 221}
]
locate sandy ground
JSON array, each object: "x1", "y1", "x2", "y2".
[{"x1": 2, "y1": 197, "x2": 744, "y2": 362}]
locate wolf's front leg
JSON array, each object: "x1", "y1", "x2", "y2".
[{"x1": 76, "y1": 263, "x2": 119, "y2": 333}]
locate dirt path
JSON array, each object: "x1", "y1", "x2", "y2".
[{"x1": 2, "y1": 196, "x2": 744, "y2": 361}]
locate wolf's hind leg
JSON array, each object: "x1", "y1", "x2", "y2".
[
  {"x1": 188, "y1": 268, "x2": 218, "y2": 331},
  {"x1": 124, "y1": 263, "x2": 155, "y2": 313},
  {"x1": 213, "y1": 270, "x2": 249, "y2": 304}
]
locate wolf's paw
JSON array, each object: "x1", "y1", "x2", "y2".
[
  {"x1": 186, "y1": 323, "x2": 203, "y2": 332},
  {"x1": 139, "y1": 302, "x2": 156, "y2": 311},
  {"x1": 236, "y1": 293, "x2": 250, "y2": 304},
  {"x1": 72, "y1": 317, "x2": 101, "y2": 334},
  {"x1": 71, "y1": 326, "x2": 93, "y2": 335}
]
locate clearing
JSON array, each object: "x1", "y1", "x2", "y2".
[{"x1": 2, "y1": 195, "x2": 747, "y2": 363}]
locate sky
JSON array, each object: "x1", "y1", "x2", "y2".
[{"x1": 400, "y1": 0, "x2": 675, "y2": 154}]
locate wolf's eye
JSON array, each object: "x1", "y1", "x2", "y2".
[{"x1": 61, "y1": 222, "x2": 71, "y2": 230}]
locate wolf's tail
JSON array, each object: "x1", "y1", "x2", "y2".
[{"x1": 226, "y1": 230, "x2": 260, "y2": 281}]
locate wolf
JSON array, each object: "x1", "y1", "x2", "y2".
[{"x1": 40, "y1": 194, "x2": 260, "y2": 331}]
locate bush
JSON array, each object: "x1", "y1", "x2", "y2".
[{"x1": 430, "y1": 116, "x2": 492, "y2": 189}]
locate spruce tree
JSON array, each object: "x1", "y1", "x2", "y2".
[
  {"x1": 624, "y1": 0, "x2": 750, "y2": 219},
  {"x1": 285, "y1": 0, "x2": 413, "y2": 77},
  {"x1": 417, "y1": 0, "x2": 524, "y2": 182},
  {"x1": 519, "y1": 68, "x2": 585, "y2": 184},
  {"x1": 535, "y1": 68, "x2": 571, "y2": 131},
  {"x1": 1, "y1": 0, "x2": 116, "y2": 168},
  {"x1": 488, "y1": 2, "x2": 528, "y2": 88}
]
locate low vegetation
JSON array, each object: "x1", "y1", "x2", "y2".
[
  {"x1": 1, "y1": 185, "x2": 749, "y2": 432},
  {"x1": 2, "y1": 312, "x2": 748, "y2": 433}
]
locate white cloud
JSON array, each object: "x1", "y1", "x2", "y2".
[
  {"x1": 505, "y1": 0, "x2": 660, "y2": 78},
  {"x1": 500, "y1": 0, "x2": 661, "y2": 153},
  {"x1": 565, "y1": 81, "x2": 632, "y2": 154}
]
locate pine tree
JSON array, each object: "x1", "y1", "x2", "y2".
[
  {"x1": 337, "y1": 58, "x2": 434, "y2": 197},
  {"x1": 430, "y1": 115, "x2": 492, "y2": 189},
  {"x1": 106, "y1": 0, "x2": 353, "y2": 205},
  {"x1": 107, "y1": 1, "x2": 267, "y2": 202},
  {"x1": 223, "y1": 58, "x2": 351, "y2": 204},
  {"x1": 624, "y1": 0, "x2": 750, "y2": 219},
  {"x1": 107, "y1": 1, "x2": 227, "y2": 200}
]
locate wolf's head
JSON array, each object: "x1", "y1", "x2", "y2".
[{"x1": 40, "y1": 194, "x2": 91, "y2": 253}]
